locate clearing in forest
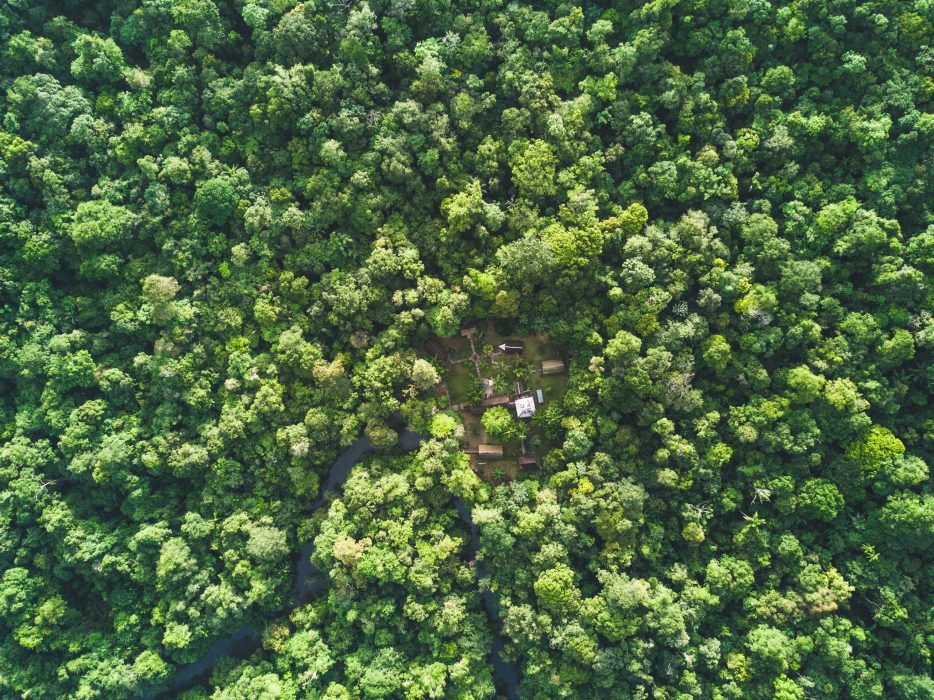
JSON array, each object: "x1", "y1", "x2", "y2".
[{"x1": 425, "y1": 323, "x2": 569, "y2": 482}]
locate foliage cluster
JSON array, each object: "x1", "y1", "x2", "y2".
[{"x1": 0, "y1": 0, "x2": 932, "y2": 698}]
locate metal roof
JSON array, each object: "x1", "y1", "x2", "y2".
[{"x1": 515, "y1": 395, "x2": 536, "y2": 418}]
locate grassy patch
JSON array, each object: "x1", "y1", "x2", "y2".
[
  {"x1": 460, "y1": 412, "x2": 485, "y2": 451},
  {"x1": 520, "y1": 333, "x2": 555, "y2": 365},
  {"x1": 475, "y1": 458, "x2": 520, "y2": 484},
  {"x1": 446, "y1": 363, "x2": 480, "y2": 404},
  {"x1": 537, "y1": 373, "x2": 569, "y2": 398},
  {"x1": 440, "y1": 334, "x2": 472, "y2": 359}
]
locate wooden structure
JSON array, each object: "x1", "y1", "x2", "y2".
[
  {"x1": 497, "y1": 339, "x2": 525, "y2": 354},
  {"x1": 460, "y1": 326, "x2": 477, "y2": 338},
  {"x1": 519, "y1": 455, "x2": 539, "y2": 468},
  {"x1": 478, "y1": 444, "x2": 504, "y2": 458},
  {"x1": 541, "y1": 359, "x2": 566, "y2": 375},
  {"x1": 481, "y1": 395, "x2": 510, "y2": 408}
]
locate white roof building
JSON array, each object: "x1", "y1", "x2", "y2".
[{"x1": 515, "y1": 395, "x2": 536, "y2": 419}]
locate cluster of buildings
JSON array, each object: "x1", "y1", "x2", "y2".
[
  {"x1": 473, "y1": 342, "x2": 565, "y2": 465},
  {"x1": 428, "y1": 327, "x2": 567, "y2": 473},
  {"x1": 475, "y1": 359, "x2": 564, "y2": 416}
]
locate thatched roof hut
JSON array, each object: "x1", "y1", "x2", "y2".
[
  {"x1": 478, "y1": 444, "x2": 504, "y2": 457},
  {"x1": 541, "y1": 359, "x2": 566, "y2": 375}
]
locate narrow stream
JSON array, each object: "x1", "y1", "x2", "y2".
[
  {"x1": 454, "y1": 499, "x2": 522, "y2": 698},
  {"x1": 135, "y1": 432, "x2": 519, "y2": 700}
]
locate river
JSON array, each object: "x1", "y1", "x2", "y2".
[{"x1": 135, "y1": 431, "x2": 519, "y2": 700}]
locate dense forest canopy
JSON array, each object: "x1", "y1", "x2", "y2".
[{"x1": 0, "y1": 0, "x2": 932, "y2": 698}]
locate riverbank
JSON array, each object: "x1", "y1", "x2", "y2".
[{"x1": 134, "y1": 431, "x2": 519, "y2": 700}]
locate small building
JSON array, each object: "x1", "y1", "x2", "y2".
[
  {"x1": 514, "y1": 395, "x2": 536, "y2": 419},
  {"x1": 483, "y1": 378, "x2": 495, "y2": 399},
  {"x1": 519, "y1": 455, "x2": 539, "y2": 468},
  {"x1": 481, "y1": 395, "x2": 510, "y2": 408},
  {"x1": 536, "y1": 388, "x2": 545, "y2": 403},
  {"x1": 497, "y1": 339, "x2": 525, "y2": 354},
  {"x1": 460, "y1": 326, "x2": 477, "y2": 338},
  {"x1": 541, "y1": 359, "x2": 566, "y2": 375},
  {"x1": 479, "y1": 444, "x2": 503, "y2": 458}
]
